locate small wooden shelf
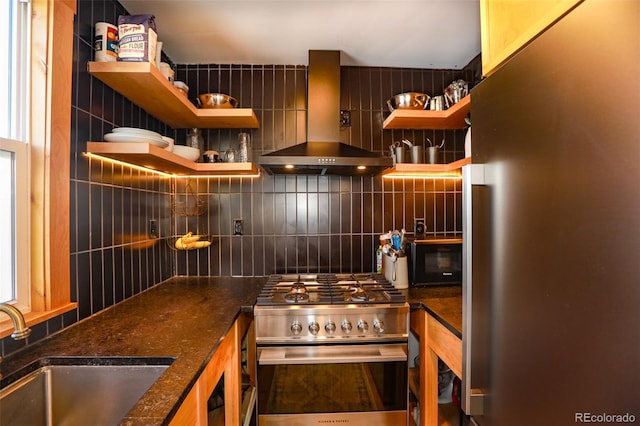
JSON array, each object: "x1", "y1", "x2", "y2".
[
  {"x1": 383, "y1": 157, "x2": 471, "y2": 177},
  {"x1": 87, "y1": 142, "x2": 260, "y2": 177},
  {"x1": 383, "y1": 95, "x2": 470, "y2": 130},
  {"x1": 88, "y1": 62, "x2": 259, "y2": 129}
]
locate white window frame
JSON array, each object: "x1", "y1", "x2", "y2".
[
  {"x1": 0, "y1": 0, "x2": 76, "y2": 338},
  {"x1": 1, "y1": 0, "x2": 31, "y2": 310},
  {"x1": 1, "y1": 0, "x2": 30, "y2": 141},
  {"x1": 0, "y1": 139, "x2": 30, "y2": 310}
]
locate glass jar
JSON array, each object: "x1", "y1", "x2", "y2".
[
  {"x1": 186, "y1": 128, "x2": 203, "y2": 157},
  {"x1": 238, "y1": 132, "x2": 251, "y2": 163},
  {"x1": 224, "y1": 148, "x2": 236, "y2": 163}
]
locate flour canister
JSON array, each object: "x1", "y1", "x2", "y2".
[{"x1": 94, "y1": 22, "x2": 118, "y2": 62}]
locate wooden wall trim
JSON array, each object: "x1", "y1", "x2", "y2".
[{"x1": 29, "y1": 0, "x2": 74, "y2": 312}]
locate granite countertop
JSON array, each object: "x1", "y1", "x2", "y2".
[
  {"x1": 0, "y1": 276, "x2": 266, "y2": 426},
  {"x1": 405, "y1": 286, "x2": 462, "y2": 339},
  {"x1": 1, "y1": 276, "x2": 461, "y2": 425}
]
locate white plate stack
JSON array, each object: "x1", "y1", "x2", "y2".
[{"x1": 104, "y1": 127, "x2": 169, "y2": 149}]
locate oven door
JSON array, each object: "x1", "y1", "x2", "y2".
[{"x1": 256, "y1": 343, "x2": 408, "y2": 426}]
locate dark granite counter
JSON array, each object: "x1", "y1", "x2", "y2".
[
  {"x1": 405, "y1": 286, "x2": 462, "y2": 339},
  {"x1": 1, "y1": 276, "x2": 461, "y2": 424},
  {"x1": 0, "y1": 276, "x2": 266, "y2": 426}
]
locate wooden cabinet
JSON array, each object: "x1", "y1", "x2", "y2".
[
  {"x1": 410, "y1": 309, "x2": 463, "y2": 426},
  {"x1": 170, "y1": 312, "x2": 254, "y2": 426},
  {"x1": 480, "y1": 0, "x2": 582, "y2": 76}
]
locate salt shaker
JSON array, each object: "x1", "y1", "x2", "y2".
[{"x1": 238, "y1": 132, "x2": 251, "y2": 163}]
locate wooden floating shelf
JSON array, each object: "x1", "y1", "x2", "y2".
[
  {"x1": 382, "y1": 95, "x2": 470, "y2": 130},
  {"x1": 383, "y1": 157, "x2": 471, "y2": 177},
  {"x1": 88, "y1": 62, "x2": 259, "y2": 129},
  {"x1": 87, "y1": 142, "x2": 260, "y2": 177}
]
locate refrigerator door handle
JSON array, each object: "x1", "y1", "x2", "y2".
[{"x1": 462, "y1": 164, "x2": 487, "y2": 415}]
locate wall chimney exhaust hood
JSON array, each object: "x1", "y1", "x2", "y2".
[{"x1": 259, "y1": 50, "x2": 392, "y2": 176}]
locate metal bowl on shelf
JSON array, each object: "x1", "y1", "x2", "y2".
[
  {"x1": 197, "y1": 93, "x2": 238, "y2": 109},
  {"x1": 387, "y1": 92, "x2": 430, "y2": 112}
]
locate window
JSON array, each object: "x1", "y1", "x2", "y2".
[
  {"x1": 0, "y1": 0, "x2": 76, "y2": 338},
  {"x1": 1, "y1": 0, "x2": 31, "y2": 308},
  {"x1": 0, "y1": 140, "x2": 29, "y2": 307}
]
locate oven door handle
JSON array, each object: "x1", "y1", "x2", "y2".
[{"x1": 258, "y1": 344, "x2": 407, "y2": 365}]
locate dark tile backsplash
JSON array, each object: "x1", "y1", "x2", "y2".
[
  {"x1": 1, "y1": 0, "x2": 479, "y2": 357},
  {"x1": 1, "y1": 0, "x2": 173, "y2": 357},
  {"x1": 69, "y1": 1, "x2": 175, "y2": 322},
  {"x1": 171, "y1": 62, "x2": 475, "y2": 275}
]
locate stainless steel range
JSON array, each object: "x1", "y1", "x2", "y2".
[{"x1": 254, "y1": 273, "x2": 409, "y2": 426}]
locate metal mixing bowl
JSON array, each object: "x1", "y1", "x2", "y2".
[
  {"x1": 197, "y1": 93, "x2": 238, "y2": 109},
  {"x1": 387, "y1": 92, "x2": 430, "y2": 112}
]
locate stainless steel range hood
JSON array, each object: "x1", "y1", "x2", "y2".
[{"x1": 259, "y1": 50, "x2": 392, "y2": 176}]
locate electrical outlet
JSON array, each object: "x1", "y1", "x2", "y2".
[
  {"x1": 233, "y1": 219, "x2": 243, "y2": 236},
  {"x1": 149, "y1": 219, "x2": 158, "y2": 239},
  {"x1": 340, "y1": 110, "x2": 351, "y2": 127},
  {"x1": 414, "y1": 218, "x2": 425, "y2": 239}
]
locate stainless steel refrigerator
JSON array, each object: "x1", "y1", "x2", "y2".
[{"x1": 462, "y1": 1, "x2": 640, "y2": 424}]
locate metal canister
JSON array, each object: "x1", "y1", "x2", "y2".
[
  {"x1": 430, "y1": 96, "x2": 443, "y2": 111},
  {"x1": 410, "y1": 145, "x2": 423, "y2": 164}
]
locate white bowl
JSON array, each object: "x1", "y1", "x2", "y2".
[
  {"x1": 173, "y1": 145, "x2": 200, "y2": 162},
  {"x1": 112, "y1": 127, "x2": 161, "y2": 138},
  {"x1": 161, "y1": 136, "x2": 174, "y2": 152},
  {"x1": 173, "y1": 81, "x2": 189, "y2": 96}
]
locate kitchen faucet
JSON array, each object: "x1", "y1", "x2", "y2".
[{"x1": 0, "y1": 303, "x2": 31, "y2": 340}]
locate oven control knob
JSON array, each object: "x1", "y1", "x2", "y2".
[
  {"x1": 291, "y1": 320, "x2": 303, "y2": 335},
  {"x1": 325, "y1": 320, "x2": 336, "y2": 334},
  {"x1": 357, "y1": 320, "x2": 369, "y2": 333},
  {"x1": 373, "y1": 319, "x2": 385, "y2": 333},
  {"x1": 309, "y1": 321, "x2": 320, "y2": 335},
  {"x1": 341, "y1": 320, "x2": 353, "y2": 334}
]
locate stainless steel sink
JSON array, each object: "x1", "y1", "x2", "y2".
[{"x1": 0, "y1": 358, "x2": 172, "y2": 425}]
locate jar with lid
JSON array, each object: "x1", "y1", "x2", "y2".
[{"x1": 186, "y1": 128, "x2": 204, "y2": 157}]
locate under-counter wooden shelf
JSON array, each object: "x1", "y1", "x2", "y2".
[
  {"x1": 88, "y1": 62, "x2": 259, "y2": 129},
  {"x1": 383, "y1": 95, "x2": 470, "y2": 130},
  {"x1": 383, "y1": 157, "x2": 471, "y2": 177},
  {"x1": 86, "y1": 142, "x2": 260, "y2": 177}
]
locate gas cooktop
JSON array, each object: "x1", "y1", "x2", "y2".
[{"x1": 256, "y1": 273, "x2": 406, "y2": 306}]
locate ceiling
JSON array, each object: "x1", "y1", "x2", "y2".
[{"x1": 119, "y1": 0, "x2": 481, "y2": 69}]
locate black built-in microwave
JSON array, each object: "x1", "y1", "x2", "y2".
[{"x1": 408, "y1": 238, "x2": 463, "y2": 286}]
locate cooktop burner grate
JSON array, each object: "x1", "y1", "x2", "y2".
[{"x1": 256, "y1": 273, "x2": 405, "y2": 306}]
